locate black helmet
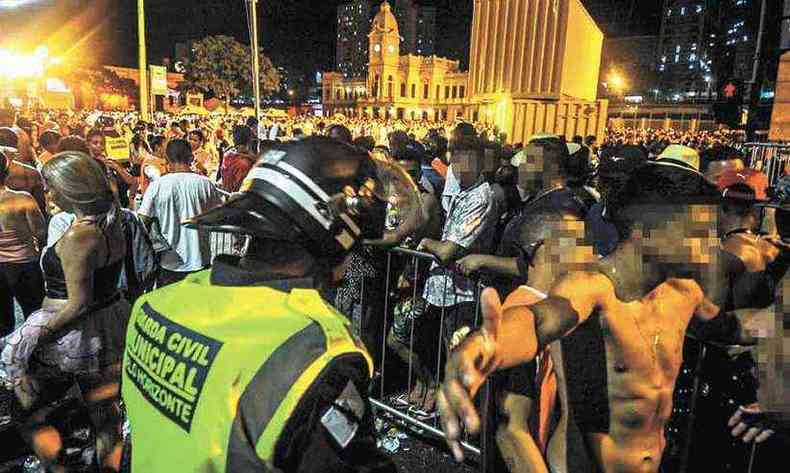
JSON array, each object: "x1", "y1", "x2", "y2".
[{"x1": 185, "y1": 136, "x2": 420, "y2": 265}]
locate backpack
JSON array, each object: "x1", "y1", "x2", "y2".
[{"x1": 119, "y1": 209, "x2": 159, "y2": 301}]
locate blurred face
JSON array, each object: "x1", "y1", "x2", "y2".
[
  {"x1": 88, "y1": 134, "x2": 105, "y2": 158},
  {"x1": 450, "y1": 150, "x2": 481, "y2": 189}
]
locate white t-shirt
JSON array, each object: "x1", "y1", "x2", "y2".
[{"x1": 138, "y1": 172, "x2": 224, "y2": 272}]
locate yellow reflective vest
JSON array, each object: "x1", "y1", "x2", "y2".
[{"x1": 121, "y1": 270, "x2": 372, "y2": 473}]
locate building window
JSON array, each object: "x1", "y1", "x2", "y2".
[
  {"x1": 388, "y1": 76, "x2": 393, "y2": 98},
  {"x1": 436, "y1": 85, "x2": 440, "y2": 99},
  {"x1": 374, "y1": 75, "x2": 380, "y2": 97},
  {"x1": 401, "y1": 83, "x2": 407, "y2": 97},
  {"x1": 445, "y1": 86, "x2": 450, "y2": 99},
  {"x1": 452, "y1": 86, "x2": 457, "y2": 99},
  {"x1": 411, "y1": 83, "x2": 416, "y2": 98},
  {"x1": 460, "y1": 86, "x2": 465, "y2": 98},
  {"x1": 336, "y1": 90, "x2": 341, "y2": 100},
  {"x1": 423, "y1": 83, "x2": 429, "y2": 99}
]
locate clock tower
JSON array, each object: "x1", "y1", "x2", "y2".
[{"x1": 368, "y1": 1, "x2": 400, "y2": 99}]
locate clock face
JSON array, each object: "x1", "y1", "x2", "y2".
[
  {"x1": 387, "y1": 45, "x2": 395, "y2": 54},
  {"x1": 374, "y1": 44, "x2": 381, "y2": 53}
]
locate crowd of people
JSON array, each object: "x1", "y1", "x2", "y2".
[{"x1": 0, "y1": 105, "x2": 788, "y2": 473}]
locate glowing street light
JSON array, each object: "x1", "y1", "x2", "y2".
[
  {"x1": 0, "y1": 0, "x2": 39, "y2": 7},
  {"x1": 607, "y1": 70, "x2": 627, "y2": 96}
]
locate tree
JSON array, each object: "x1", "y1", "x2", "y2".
[
  {"x1": 243, "y1": 46, "x2": 281, "y2": 99},
  {"x1": 182, "y1": 35, "x2": 280, "y2": 108}
]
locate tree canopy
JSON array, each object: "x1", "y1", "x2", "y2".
[{"x1": 182, "y1": 35, "x2": 280, "y2": 105}]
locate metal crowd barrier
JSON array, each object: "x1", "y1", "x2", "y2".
[
  {"x1": 742, "y1": 142, "x2": 790, "y2": 185},
  {"x1": 673, "y1": 334, "x2": 761, "y2": 473},
  {"x1": 208, "y1": 189, "x2": 249, "y2": 261},
  {"x1": 208, "y1": 231, "x2": 247, "y2": 261},
  {"x1": 364, "y1": 246, "x2": 497, "y2": 472}
]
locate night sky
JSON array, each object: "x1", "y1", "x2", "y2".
[{"x1": 0, "y1": 0, "x2": 656, "y2": 77}]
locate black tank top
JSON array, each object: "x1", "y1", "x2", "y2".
[{"x1": 42, "y1": 220, "x2": 123, "y2": 300}]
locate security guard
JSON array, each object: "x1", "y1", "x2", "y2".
[{"x1": 121, "y1": 137, "x2": 412, "y2": 472}]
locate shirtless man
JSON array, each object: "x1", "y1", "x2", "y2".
[
  {"x1": 437, "y1": 162, "x2": 755, "y2": 473},
  {"x1": 0, "y1": 149, "x2": 47, "y2": 333},
  {"x1": 0, "y1": 127, "x2": 45, "y2": 213}
]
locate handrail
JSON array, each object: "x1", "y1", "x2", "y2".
[{"x1": 387, "y1": 246, "x2": 441, "y2": 263}]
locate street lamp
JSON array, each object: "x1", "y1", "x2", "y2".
[
  {"x1": 607, "y1": 70, "x2": 627, "y2": 97},
  {"x1": 138, "y1": 0, "x2": 149, "y2": 121}
]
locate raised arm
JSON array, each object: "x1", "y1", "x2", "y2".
[{"x1": 437, "y1": 271, "x2": 609, "y2": 462}]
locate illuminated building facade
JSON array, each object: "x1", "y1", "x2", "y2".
[
  {"x1": 657, "y1": 1, "x2": 713, "y2": 97},
  {"x1": 336, "y1": 0, "x2": 373, "y2": 79},
  {"x1": 324, "y1": 0, "x2": 608, "y2": 141},
  {"x1": 325, "y1": 1, "x2": 469, "y2": 122}
]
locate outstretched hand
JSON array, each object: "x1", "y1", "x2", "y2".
[
  {"x1": 437, "y1": 287, "x2": 503, "y2": 462},
  {"x1": 728, "y1": 404, "x2": 775, "y2": 443}
]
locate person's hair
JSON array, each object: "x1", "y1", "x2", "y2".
[
  {"x1": 388, "y1": 130, "x2": 410, "y2": 159},
  {"x1": 0, "y1": 127, "x2": 18, "y2": 148},
  {"x1": 353, "y1": 135, "x2": 375, "y2": 152},
  {"x1": 292, "y1": 128, "x2": 304, "y2": 137},
  {"x1": 39, "y1": 130, "x2": 61, "y2": 149},
  {"x1": 608, "y1": 162, "x2": 721, "y2": 241},
  {"x1": 530, "y1": 136, "x2": 573, "y2": 179},
  {"x1": 56, "y1": 135, "x2": 91, "y2": 154},
  {"x1": 451, "y1": 135, "x2": 484, "y2": 164},
  {"x1": 327, "y1": 124, "x2": 353, "y2": 144},
  {"x1": 149, "y1": 134, "x2": 167, "y2": 151},
  {"x1": 721, "y1": 183, "x2": 756, "y2": 218},
  {"x1": 86, "y1": 128, "x2": 104, "y2": 142},
  {"x1": 572, "y1": 135, "x2": 584, "y2": 144},
  {"x1": 233, "y1": 124, "x2": 252, "y2": 146},
  {"x1": 0, "y1": 109, "x2": 15, "y2": 127},
  {"x1": 42, "y1": 152, "x2": 116, "y2": 217},
  {"x1": 246, "y1": 117, "x2": 258, "y2": 128},
  {"x1": 131, "y1": 134, "x2": 151, "y2": 153},
  {"x1": 0, "y1": 149, "x2": 8, "y2": 183},
  {"x1": 165, "y1": 139, "x2": 194, "y2": 165},
  {"x1": 585, "y1": 135, "x2": 597, "y2": 146},
  {"x1": 170, "y1": 121, "x2": 180, "y2": 129},
  {"x1": 188, "y1": 129, "x2": 205, "y2": 144}
]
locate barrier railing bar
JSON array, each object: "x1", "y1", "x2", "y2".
[
  {"x1": 388, "y1": 247, "x2": 441, "y2": 263},
  {"x1": 436, "y1": 271, "x2": 448, "y2": 429},
  {"x1": 407, "y1": 256, "x2": 420, "y2": 408},
  {"x1": 380, "y1": 251, "x2": 393, "y2": 400},
  {"x1": 678, "y1": 343, "x2": 707, "y2": 473},
  {"x1": 370, "y1": 398, "x2": 482, "y2": 457}
]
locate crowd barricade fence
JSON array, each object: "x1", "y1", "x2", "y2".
[
  {"x1": 666, "y1": 334, "x2": 761, "y2": 473},
  {"x1": 363, "y1": 246, "x2": 497, "y2": 472},
  {"x1": 208, "y1": 189, "x2": 249, "y2": 261},
  {"x1": 742, "y1": 142, "x2": 790, "y2": 186}
]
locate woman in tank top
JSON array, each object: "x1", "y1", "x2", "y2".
[{"x1": 0, "y1": 151, "x2": 130, "y2": 472}]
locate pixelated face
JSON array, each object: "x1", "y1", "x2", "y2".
[
  {"x1": 538, "y1": 217, "x2": 597, "y2": 271},
  {"x1": 633, "y1": 204, "x2": 721, "y2": 265},
  {"x1": 752, "y1": 279, "x2": 790, "y2": 421},
  {"x1": 450, "y1": 150, "x2": 482, "y2": 189}
]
